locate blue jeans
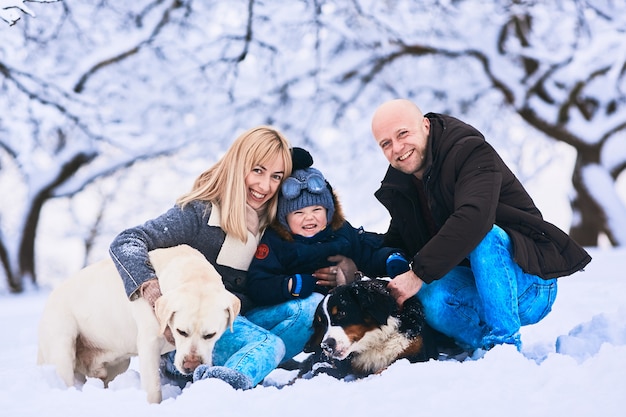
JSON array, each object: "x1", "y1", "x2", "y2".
[
  {"x1": 246, "y1": 292, "x2": 324, "y2": 361},
  {"x1": 417, "y1": 225, "x2": 557, "y2": 350},
  {"x1": 161, "y1": 315, "x2": 285, "y2": 388},
  {"x1": 210, "y1": 315, "x2": 285, "y2": 386},
  {"x1": 162, "y1": 294, "x2": 322, "y2": 388}
]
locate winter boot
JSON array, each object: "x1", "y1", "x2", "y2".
[{"x1": 193, "y1": 365, "x2": 253, "y2": 390}]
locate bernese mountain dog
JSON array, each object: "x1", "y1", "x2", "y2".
[{"x1": 297, "y1": 278, "x2": 443, "y2": 380}]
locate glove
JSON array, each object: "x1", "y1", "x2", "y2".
[
  {"x1": 287, "y1": 274, "x2": 316, "y2": 298},
  {"x1": 386, "y1": 252, "x2": 410, "y2": 278}
]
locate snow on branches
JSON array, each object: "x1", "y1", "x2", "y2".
[{"x1": 0, "y1": 0, "x2": 57, "y2": 26}]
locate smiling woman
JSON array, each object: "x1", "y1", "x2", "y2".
[
  {"x1": 106, "y1": 125, "x2": 328, "y2": 392},
  {"x1": 245, "y1": 159, "x2": 286, "y2": 211}
]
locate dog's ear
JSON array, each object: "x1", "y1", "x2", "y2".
[
  {"x1": 304, "y1": 300, "x2": 326, "y2": 353},
  {"x1": 354, "y1": 280, "x2": 397, "y2": 326},
  {"x1": 226, "y1": 293, "x2": 241, "y2": 332},
  {"x1": 154, "y1": 294, "x2": 174, "y2": 336}
]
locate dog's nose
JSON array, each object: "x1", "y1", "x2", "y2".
[
  {"x1": 321, "y1": 338, "x2": 336, "y2": 353},
  {"x1": 183, "y1": 356, "x2": 202, "y2": 373}
]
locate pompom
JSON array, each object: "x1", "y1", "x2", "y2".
[{"x1": 291, "y1": 147, "x2": 314, "y2": 170}]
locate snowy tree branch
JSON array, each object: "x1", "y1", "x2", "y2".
[
  {"x1": 0, "y1": 0, "x2": 57, "y2": 26},
  {"x1": 73, "y1": 0, "x2": 184, "y2": 93},
  {"x1": 0, "y1": 60, "x2": 101, "y2": 142}
]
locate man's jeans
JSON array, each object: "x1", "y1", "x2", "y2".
[
  {"x1": 246, "y1": 292, "x2": 324, "y2": 361},
  {"x1": 417, "y1": 225, "x2": 557, "y2": 350}
]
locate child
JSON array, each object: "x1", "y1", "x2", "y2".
[{"x1": 247, "y1": 152, "x2": 410, "y2": 307}]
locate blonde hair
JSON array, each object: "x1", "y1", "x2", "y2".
[{"x1": 177, "y1": 126, "x2": 292, "y2": 242}]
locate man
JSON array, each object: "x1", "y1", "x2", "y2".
[{"x1": 370, "y1": 99, "x2": 591, "y2": 351}]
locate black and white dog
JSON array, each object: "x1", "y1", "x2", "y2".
[{"x1": 299, "y1": 278, "x2": 441, "y2": 379}]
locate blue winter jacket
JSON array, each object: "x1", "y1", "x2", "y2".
[{"x1": 247, "y1": 221, "x2": 399, "y2": 306}]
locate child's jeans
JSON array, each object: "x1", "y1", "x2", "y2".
[
  {"x1": 161, "y1": 293, "x2": 323, "y2": 387},
  {"x1": 246, "y1": 292, "x2": 324, "y2": 361},
  {"x1": 161, "y1": 315, "x2": 285, "y2": 388}
]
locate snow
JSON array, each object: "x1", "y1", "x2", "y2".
[
  {"x1": 1, "y1": 0, "x2": 625, "y2": 413},
  {"x1": 583, "y1": 165, "x2": 626, "y2": 245},
  {"x1": 1, "y1": 248, "x2": 624, "y2": 417},
  {"x1": 0, "y1": 0, "x2": 35, "y2": 25}
]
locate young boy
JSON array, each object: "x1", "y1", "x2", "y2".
[{"x1": 246, "y1": 156, "x2": 410, "y2": 307}]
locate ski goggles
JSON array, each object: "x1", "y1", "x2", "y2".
[{"x1": 281, "y1": 173, "x2": 327, "y2": 199}]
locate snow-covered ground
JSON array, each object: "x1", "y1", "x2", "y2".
[{"x1": 0, "y1": 248, "x2": 624, "y2": 417}]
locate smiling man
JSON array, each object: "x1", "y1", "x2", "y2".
[{"x1": 370, "y1": 98, "x2": 591, "y2": 352}]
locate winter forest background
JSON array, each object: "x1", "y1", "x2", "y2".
[{"x1": 1, "y1": 0, "x2": 625, "y2": 294}]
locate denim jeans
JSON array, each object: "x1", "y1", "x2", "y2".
[
  {"x1": 210, "y1": 315, "x2": 285, "y2": 387},
  {"x1": 246, "y1": 292, "x2": 324, "y2": 361},
  {"x1": 417, "y1": 225, "x2": 557, "y2": 350},
  {"x1": 161, "y1": 315, "x2": 285, "y2": 388},
  {"x1": 162, "y1": 294, "x2": 322, "y2": 388}
]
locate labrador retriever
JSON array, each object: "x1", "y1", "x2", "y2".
[{"x1": 37, "y1": 244, "x2": 240, "y2": 403}]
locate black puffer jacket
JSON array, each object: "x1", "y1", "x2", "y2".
[{"x1": 374, "y1": 113, "x2": 591, "y2": 283}]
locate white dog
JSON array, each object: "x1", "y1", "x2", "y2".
[{"x1": 37, "y1": 244, "x2": 240, "y2": 403}]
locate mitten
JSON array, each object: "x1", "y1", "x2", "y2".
[
  {"x1": 285, "y1": 274, "x2": 316, "y2": 298},
  {"x1": 386, "y1": 252, "x2": 410, "y2": 278},
  {"x1": 193, "y1": 365, "x2": 253, "y2": 390}
]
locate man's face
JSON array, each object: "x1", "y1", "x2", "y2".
[{"x1": 372, "y1": 103, "x2": 430, "y2": 178}]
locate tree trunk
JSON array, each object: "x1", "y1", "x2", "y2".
[
  {"x1": 15, "y1": 151, "x2": 98, "y2": 291},
  {"x1": 0, "y1": 240, "x2": 21, "y2": 292},
  {"x1": 570, "y1": 159, "x2": 606, "y2": 246}
]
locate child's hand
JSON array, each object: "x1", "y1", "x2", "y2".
[
  {"x1": 386, "y1": 252, "x2": 410, "y2": 278},
  {"x1": 288, "y1": 274, "x2": 316, "y2": 298}
]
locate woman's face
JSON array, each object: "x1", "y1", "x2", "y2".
[{"x1": 244, "y1": 155, "x2": 286, "y2": 210}]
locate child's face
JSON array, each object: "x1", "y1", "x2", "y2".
[{"x1": 286, "y1": 205, "x2": 328, "y2": 237}]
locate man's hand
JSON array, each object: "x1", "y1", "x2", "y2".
[
  {"x1": 313, "y1": 255, "x2": 357, "y2": 287},
  {"x1": 388, "y1": 270, "x2": 424, "y2": 307}
]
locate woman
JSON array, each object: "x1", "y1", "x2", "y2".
[{"x1": 109, "y1": 126, "x2": 320, "y2": 390}]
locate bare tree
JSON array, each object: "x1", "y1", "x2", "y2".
[
  {"x1": 0, "y1": 0, "x2": 200, "y2": 291},
  {"x1": 275, "y1": 0, "x2": 626, "y2": 246},
  {"x1": 0, "y1": 0, "x2": 58, "y2": 26},
  {"x1": 1, "y1": 0, "x2": 624, "y2": 292}
]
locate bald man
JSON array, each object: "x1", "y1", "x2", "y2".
[{"x1": 370, "y1": 99, "x2": 591, "y2": 352}]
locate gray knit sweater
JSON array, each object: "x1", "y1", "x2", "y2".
[{"x1": 109, "y1": 200, "x2": 261, "y2": 313}]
